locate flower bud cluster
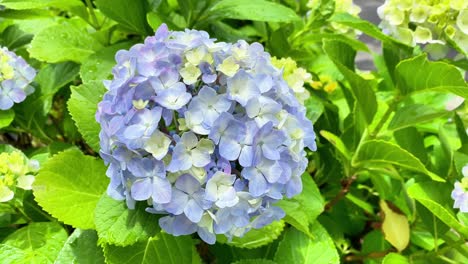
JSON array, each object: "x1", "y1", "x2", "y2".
[
  {"x1": 0, "y1": 47, "x2": 36, "y2": 110},
  {"x1": 378, "y1": 0, "x2": 468, "y2": 52},
  {"x1": 96, "y1": 24, "x2": 317, "y2": 244},
  {"x1": 0, "y1": 150, "x2": 39, "y2": 202}
]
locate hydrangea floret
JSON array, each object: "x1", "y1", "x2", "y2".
[
  {"x1": 0, "y1": 151, "x2": 39, "y2": 202},
  {"x1": 452, "y1": 164, "x2": 468, "y2": 212},
  {"x1": 96, "y1": 24, "x2": 317, "y2": 244},
  {"x1": 0, "y1": 47, "x2": 36, "y2": 110},
  {"x1": 377, "y1": 0, "x2": 468, "y2": 53}
]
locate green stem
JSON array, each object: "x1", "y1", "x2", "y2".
[
  {"x1": 13, "y1": 198, "x2": 32, "y2": 222},
  {"x1": 85, "y1": 0, "x2": 100, "y2": 29},
  {"x1": 433, "y1": 214, "x2": 439, "y2": 252},
  {"x1": 370, "y1": 98, "x2": 398, "y2": 138}
]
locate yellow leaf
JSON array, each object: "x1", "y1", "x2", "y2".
[{"x1": 380, "y1": 200, "x2": 410, "y2": 252}]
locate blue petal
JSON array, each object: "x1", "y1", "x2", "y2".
[
  {"x1": 152, "y1": 177, "x2": 172, "y2": 204},
  {"x1": 219, "y1": 138, "x2": 241, "y2": 161},
  {"x1": 184, "y1": 199, "x2": 204, "y2": 223},
  {"x1": 130, "y1": 178, "x2": 152, "y2": 201}
]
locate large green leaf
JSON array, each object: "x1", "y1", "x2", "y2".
[
  {"x1": 208, "y1": 0, "x2": 300, "y2": 23},
  {"x1": 394, "y1": 127, "x2": 428, "y2": 165},
  {"x1": 382, "y1": 253, "x2": 409, "y2": 264},
  {"x1": 395, "y1": 54, "x2": 468, "y2": 97},
  {"x1": 68, "y1": 81, "x2": 107, "y2": 152},
  {"x1": 274, "y1": 223, "x2": 339, "y2": 264},
  {"x1": 33, "y1": 148, "x2": 108, "y2": 229},
  {"x1": 0, "y1": 222, "x2": 68, "y2": 264},
  {"x1": 320, "y1": 130, "x2": 352, "y2": 161},
  {"x1": 217, "y1": 220, "x2": 285, "y2": 249},
  {"x1": 103, "y1": 232, "x2": 200, "y2": 264},
  {"x1": 35, "y1": 62, "x2": 80, "y2": 113},
  {"x1": 29, "y1": 22, "x2": 103, "y2": 63},
  {"x1": 352, "y1": 140, "x2": 444, "y2": 182},
  {"x1": 330, "y1": 13, "x2": 407, "y2": 46},
  {"x1": 276, "y1": 173, "x2": 324, "y2": 237},
  {"x1": 232, "y1": 260, "x2": 277, "y2": 264},
  {"x1": 388, "y1": 104, "x2": 449, "y2": 131},
  {"x1": 94, "y1": 194, "x2": 161, "y2": 246},
  {"x1": 300, "y1": 33, "x2": 369, "y2": 52},
  {"x1": 80, "y1": 42, "x2": 133, "y2": 84},
  {"x1": 0, "y1": 25, "x2": 33, "y2": 50},
  {"x1": 0, "y1": 0, "x2": 82, "y2": 9},
  {"x1": 55, "y1": 229, "x2": 105, "y2": 264},
  {"x1": 407, "y1": 182, "x2": 468, "y2": 238},
  {"x1": 95, "y1": 0, "x2": 151, "y2": 35},
  {"x1": 323, "y1": 40, "x2": 377, "y2": 126},
  {"x1": 0, "y1": 109, "x2": 14, "y2": 129}
]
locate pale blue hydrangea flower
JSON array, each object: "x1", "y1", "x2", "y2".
[
  {"x1": 0, "y1": 47, "x2": 36, "y2": 110},
  {"x1": 96, "y1": 24, "x2": 317, "y2": 244},
  {"x1": 452, "y1": 165, "x2": 468, "y2": 212}
]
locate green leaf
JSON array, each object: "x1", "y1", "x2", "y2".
[
  {"x1": 382, "y1": 253, "x2": 409, "y2": 264},
  {"x1": 407, "y1": 182, "x2": 468, "y2": 238},
  {"x1": 94, "y1": 194, "x2": 161, "y2": 246},
  {"x1": 68, "y1": 81, "x2": 107, "y2": 152},
  {"x1": 95, "y1": 0, "x2": 151, "y2": 35},
  {"x1": 300, "y1": 33, "x2": 369, "y2": 52},
  {"x1": 103, "y1": 232, "x2": 199, "y2": 264},
  {"x1": 274, "y1": 223, "x2": 339, "y2": 264},
  {"x1": 209, "y1": 0, "x2": 300, "y2": 23},
  {"x1": 0, "y1": 25, "x2": 33, "y2": 50},
  {"x1": 32, "y1": 148, "x2": 108, "y2": 229},
  {"x1": 232, "y1": 260, "x2": 277, "y2": 264},
  {"x1": 0, "y1": 109, "x2": 14, "y2": 129},
  {"x1": 320, "y1": 130, "x2": 352, "y2": 160},
  {"x1": 323, "y1": 40, "x2": 377, "y2": 126},
  {"x1": 218, "y1": 220, "x2": 285, "y2": 249},
  {"x1": 0, "y1": 0, "x2": 82, "y2": 10},
  {"x1": 55, "y1": 229, "x2": 105, "y2": 264},
  {"x1": 352, "y1": 140, "x2": 444, "y2": 182},
  {"x1": 330, "y1": 13, "x2": 407, "y2": 46},
  {"x1": 395, "y1": 54, "x2": 468, "y2": 97},
  {"x1": 394, "y1": 127, "x2": 428, "y2": 165},
  {"x1": 80, "y1": 42, "x2": 133, "y2": 84},
  {"x1": 276, "y1": 173, "x2": 324, "y2": 237},
  {"x1": 361, "y1": 230, "x2": 391, "y2": 255},
  {"x1": 35, "y1": 61, "x2": 80, "y2": 113},
  {"x1": 388, "y1": 104, "x2": 449, "y2": 131},
  {"x1": 22, "y1": 191, "x2": 52, "y2": 222},
  {"x1": 0, "y1": 222, "x2": 68, "y2": 264},
  {"x1": 29, "y1": 22, "x2": 103, "y2": 63}
]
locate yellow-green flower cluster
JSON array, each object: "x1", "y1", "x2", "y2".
[
  {"x1": 378, "y1": 0, "x2": 468, "y2": 52},
  {"x1": 271, "y1": 57, "x2": 312, "y2": 104},
  {"x1": 0, "y1": 150, "x2": 39, "y2": 202},
  {"x1": 307, "y1": 0, "x2": 362, "y2": 36}
]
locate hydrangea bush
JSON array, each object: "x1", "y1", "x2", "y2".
[
  {"x1": 0, "y1": 47, "x2": 36, "y2": 110},
  {"x1": 1, "y1": 1, "x2": 468, "y2": 263},
  {"x1": 96, "y1": 24, "x2": 316, "y2": 243}
]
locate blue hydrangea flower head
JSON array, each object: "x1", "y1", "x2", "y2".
[
  {"x1": 452, "y1": 164, "x2": 468, "y2": 213},
  {"x1": 0, "y1": 47, "x2": 36, "y2": 110},
  {"x1": 96, "y1": 24, "x2": 317, "y2": 244}
]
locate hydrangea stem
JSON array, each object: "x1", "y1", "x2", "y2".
[{"x1": 85, "y1": 0, "x2": 100, "y2": 29}]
